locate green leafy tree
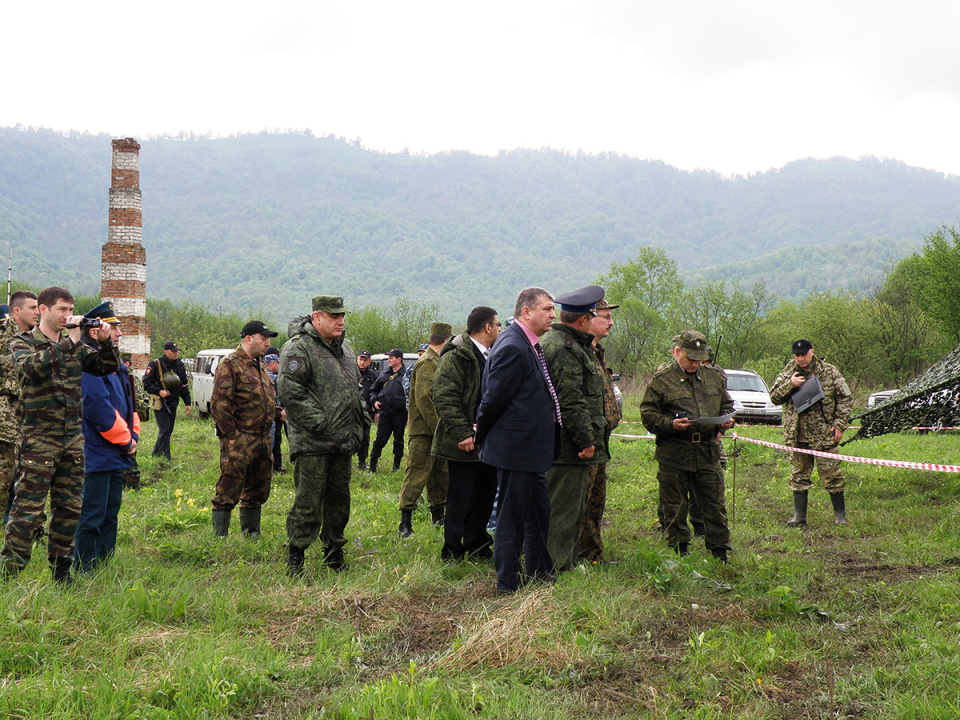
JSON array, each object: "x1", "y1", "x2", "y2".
[
  {"x1": 597, "y1": 247, "x2": 683, "y2": 374},
  {"x1": 912, "y1": 225, "x2": 960, "y2": 344}
]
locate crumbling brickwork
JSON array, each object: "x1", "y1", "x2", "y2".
[{"x1": 101, "y1": 138, "x2": 151, "y2": 369}]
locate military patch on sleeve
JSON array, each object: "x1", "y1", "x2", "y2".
[
  {"x1": 286, "y1": 358, "x2": 301, "y2": 373},
  {"x1": 839, "y1": 378, "x2": 851, "y2": 396}
]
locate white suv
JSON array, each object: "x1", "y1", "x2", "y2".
[{"x1": 724, "y1": 369, "x2": 782, "y2": 425}]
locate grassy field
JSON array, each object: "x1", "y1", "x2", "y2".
[{"x1": 2, "y1": 397, "x2": 960, "y2": 719}]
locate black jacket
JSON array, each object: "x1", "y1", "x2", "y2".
[
  {"x1": 371, "y1": 366, "x2": 407, "y2": 415},
  {"x1": 359, "y1": 366, "x2": 378, "y2": 416},
  {"x1": 143, "y1": 354, "x2": 192, "y2": 406}
]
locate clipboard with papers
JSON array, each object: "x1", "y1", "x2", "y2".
[{"x1": 791, "y1": 375, "x2": 825, "y2": 413}]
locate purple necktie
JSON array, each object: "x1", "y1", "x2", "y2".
[{"x1": 534, "y1": 342, "x2": 563, "y2": 427}]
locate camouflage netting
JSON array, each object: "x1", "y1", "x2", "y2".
[{"x1": 848, "y1": 343, "x2": 960, "y2": 443}]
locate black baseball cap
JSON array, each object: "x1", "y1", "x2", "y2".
[
  {"x1": 241, "y1": 320, "x2": 279, "y2": 338},
  {"x1": 386, "y1": 348, "x2": 404, "y2": 358}
]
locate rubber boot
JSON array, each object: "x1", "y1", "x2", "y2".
[
  {"x1": 786, "y1": 492, "x2": 808, "y2": 527},
  {"x1": 52, "y1": 557, "x2": 73, "y2": 586},
  {"x1": 287, "y1": 546, "x2": 306, "y2": 578},
  {"x1": 399, "y1": 509, "x2": 414, "y2": 538},
  {"x1": 212, "y1": 509, "x2": 231, "y2": 538},
  {"x1": 323, "y1": 547, "x2": 348, "y2": 572},
  {"x1": 238, "y1": 507, "x2": 261, "y2": 538},
  {"x1": 430, "y1": 505, "x2": 445, "y2": 527},
  {"x1": 830, "y1": 492, "x2": 848, "y2": 525}
]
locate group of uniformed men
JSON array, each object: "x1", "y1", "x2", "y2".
[{"x1": 0, "y1": 282, "x2": 852, "y2": 591}]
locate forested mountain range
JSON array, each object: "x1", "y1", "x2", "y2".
[{"x1": 2, "y1": 125, "x2": 959, "y2": 322}]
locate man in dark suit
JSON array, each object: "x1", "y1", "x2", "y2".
[{"x1": 475, "y1": 287, "x2": 561, "y2": 594}]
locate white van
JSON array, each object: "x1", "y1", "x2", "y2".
[{"x1": 191, "y1": 349, "x2": 235, "y2": 418}]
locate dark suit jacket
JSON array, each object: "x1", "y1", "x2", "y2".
[{"x1": 475, "y1": 321, "x2": 557, "y2": 473}]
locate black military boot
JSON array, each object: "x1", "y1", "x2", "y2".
[
  {"x1": 369, "y1": 457, "x2": 378, "y2": 474},
  {"x1": 712, "y1": 548, "x2": 729, "y2": 564},
  {"x1": 357, "y1": 459, "x2": 368, "y2": 471},
  {"x1": 675, "y1": 543, "x2": 689, "y2": 557},
  {"x1": 692, "y1": 521, "x2": 706, "y2": 538},
  {"x1": 786, "y1": 492, "x2": 808, "y2": 528},
  {"x1": 430, "y1": 505, "x2": 445, "y2": 527},
  {"x1": 830, "y1": 492, "x2": 848, "y2": 525},
  {"x1": 398, "y1": 509, "x2": 414, "y2": 538},
  {"x1": 52, "y1": 557, "x2": 73, "y2": 587},
  {"x1": 238, "y1": 507, "x2": 261, "y2": 538},
  {"x1": 287, "y1": 546, "x2": 306, "y2": 578},
  {"x1": 392, "y1": 456, "x2": 403, "y2": 473},
  {"x1": 212, "y1": 509, "x2": 231, "y2": 538},
  {"x1": 323, "y1": 547, "x2": 348, "y2": 572}
]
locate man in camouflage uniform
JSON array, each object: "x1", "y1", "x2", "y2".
[
  {"x1": 578, "y1": 298, "x2": 622, "y2": 564},
  {"x1": 0, "y1": 286, "x2": 119, "y2": 584},
  {"x1": 641, "y1": 330, "x2": 734, "y2": 562},
  {"x1": 541, "y1": 286, "x2": 609, "y2": 572},
  {"x1": 1, "y1": 291, "x2": 39, "y2": 520},
  {"x1": 433, "y1": 306, "x2": 500, "y2": 562},
  {"x1": 397, "y1": 322, "x2": 453, "y2": 537},
  {"x1": 278, "y1": 296, "x2": 367, "y2": 575},
  {"x1": 770, "y1": 339, "x2": 853, "y2": 527},
  {"x1": 210, "y1": 320, "x2": 282, "y2": 539}
]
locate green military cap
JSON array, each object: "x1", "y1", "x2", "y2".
[
  {"x1": 678, "y1": 329, "x2": 709, "y2": 361},
  {"x1": 430, "y1": 322, "x2": 453, "y2": 337},
  {"x1": 120, "y1": 351, "x2": 133, "y2": 363},
  {"x1": 312, "y1": 295, "x2": 347, "y2": 314}
]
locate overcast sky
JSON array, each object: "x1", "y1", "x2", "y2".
[{"x1": 4, "y1": 0, "x2": 960, "y2": 177}]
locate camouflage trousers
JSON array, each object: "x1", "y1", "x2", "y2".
[
  {"x1": 213, "y1": 432, "x2": 273, "y2": 511},
  {"x1": 658, "y1": 464, "x2": 731, "y2": 553},
  {"x1": 790, "y1": 443, "x2": 844, "y2": 494},
  {"x1": 578, "y1": 462, "x2": 608, "y2": 561},
  {"x1": 398, "y1": 435, "x2": 448, "y2": 511},
  {"x1": 546, "y1": 463, "x2": 591, "y2": 572},
  {"x1": 286, "y1": 453, "x2": 351, "y2": 554},
  {"x1": 1, "y1": 434, "x2": 85, "y2": 572},
  {"x1": 0, "y1": 440, "x2": 14, "y2": 509}
]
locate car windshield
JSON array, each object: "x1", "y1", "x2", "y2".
[{"x1": 727, "y1": 374, "x2": 768, "y2": 393}]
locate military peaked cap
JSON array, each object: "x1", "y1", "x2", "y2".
[
  {"x1": 554, "y1": 285, "x2": 605, "y2": 313},
  {"x1": 84, "y1": 301, "x2": 121, "y2": 324}
]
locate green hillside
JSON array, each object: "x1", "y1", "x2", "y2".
[{"x1": 1, "y1": 126, "x2": 957, "y2": 321}]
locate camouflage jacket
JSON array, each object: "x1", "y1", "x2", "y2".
[
  {"x1": 132, "y1": 370, "x2": 150, "y2": 422},
  {"x1": 278, "y1": 316, "x2": 366, "y2": 458},
  {"x1": 0, "y1": 320, "x2": 22, "y2": 444},
  {"x1": 407, "y1": 346, "x2": 441, "y2": 437},
  {"x1": 770, "y1": 355, "x2": 852, "y2": 448},
  {"x1": 12, "y1": 326, "x2": 120, "y2": 438},
  {"x1": 595, "y1": 343, "x2": 622, "y2": 432},
  {"x1": 640, "y1": 359, "x2": 733, "y2": 470},
  {"x1": 541, "y1": 323, "x2": 608, "y2": 465},
  {"x1": 210, "y1": 345, "x2": 279, "y2": 437},
  {"x1": 431, "y1": 333, "x2": 484, "y2": 462}
]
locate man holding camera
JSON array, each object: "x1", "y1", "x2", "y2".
[
  {"x1": 0, "y1": 287, "x2": 119, "y2": 584},
  {"x1": 143, "y1": 340, "x2": 192, "y2": 460}
]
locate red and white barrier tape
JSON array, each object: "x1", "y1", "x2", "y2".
[
  {"x1": 611, "y1": 431, "x2": 960, "y2": 473},
  {"x1": 731, "y1": 433, "x2": 960, "y2": 474}
]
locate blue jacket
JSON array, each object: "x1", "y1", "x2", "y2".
[
  {"x1": 475, "y1": 321, "x2": 558, "y2": 473},
  {"x1": 81, "y1": 363, "x2": 139, "y2": 473}
]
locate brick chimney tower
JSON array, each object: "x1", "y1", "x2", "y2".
[{"x1": 101, "y1": 138, "x2": 151, "y2": 369}]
